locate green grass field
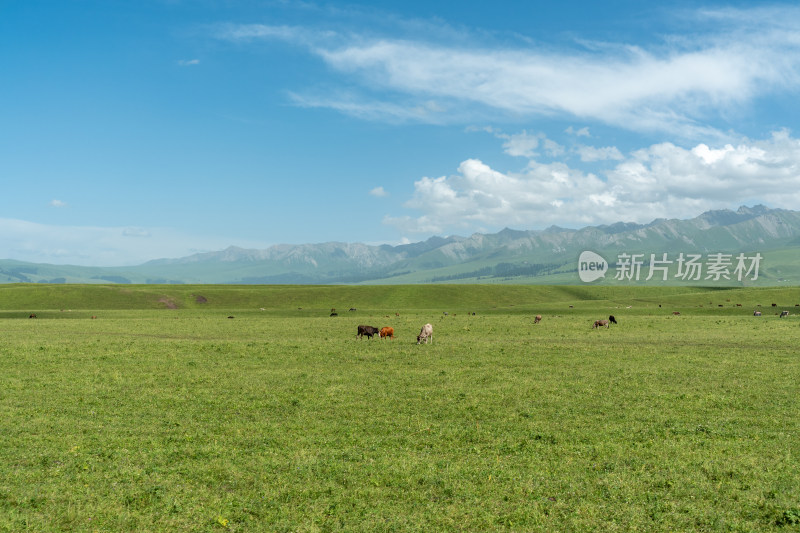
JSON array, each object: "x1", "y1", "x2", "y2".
[{"x1": 1, "y1": 284, "x2": 799, "y2": 531}]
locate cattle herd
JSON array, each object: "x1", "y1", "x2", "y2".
[
  {"x1": 354, "y1": 303, "x2": 800, "y2": 343},
  {"x1": 357, "y1": 323, "x2": 432, "y2": 344}
]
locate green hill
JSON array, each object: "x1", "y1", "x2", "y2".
[
  {"x1": 3, "y1": 284, "x2": 799, "y2": 315},
  {"x1": 2, "y1": 205, "x2": 800, "y2": 285}
]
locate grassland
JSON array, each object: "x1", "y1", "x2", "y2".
[{"x1": 1, "y1": 284, "x2": 799, "y2": 531}]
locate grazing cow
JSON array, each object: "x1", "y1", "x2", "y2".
[
  {"x1": 357, "y1": 325, "x2": 379, "y2": 339},
  {"x1": 380, "y1": 326, "x2": 394, "y2": 339},
  {"x1": 416, "y1": 323, "x2": 433, "y2": 344},
  {"x1": 608, "y1": 315, "x2": 617, "y2": 324},
  {"x1": 772, "y1": 303, "x2": 777, "y2": 307},
  {"x1": 672, "y1": 311, "x2": 681, "y2": 316},
  {"x1": 534, "y1": 315, "x2": 542, "y2": 324},
  {"x1": 593, "y1": 319, "x2": 609, "y2": 329},
  {"x1": 330, "y1": 312, "x2": 338, "y2": 317},
  {"x1": 754, "y1": 311, "x2": 762, "y2": 316},
  {"x1": 780, "y1": 311, "x2": 789, "y2": 318},
  {"x1": 349, "y1": 308, "x2": 357, "y2": 312},
  {"x1": 29, "y1": 313, "x2": 37, "y2": 319}
]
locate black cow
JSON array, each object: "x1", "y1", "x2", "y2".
[
  {"x1": 357, "y1": 325, "x2": 379, "y2": 339},
  {"x1": 608, "y1": 315, "x2": 617, "y2": 324}
]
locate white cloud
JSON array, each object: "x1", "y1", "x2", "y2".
[
  {"x1": 177, "y1": 59, "x2": 200, "y2": 66},
  {"x1": 500, "y1": 131, "x2": 540, "y2": 158},
  {"x1": 50, "y1": 199, "x2": 67, "y2": 208},
  {"x1": 493, "y1": 130, "x2": 565, "y2": 158},
  {"x1": 543, "y1": 138, "x2": 565, "y2": 158},
  {"x1": 219, "y1": 7, "x2": 800, "y2": 138},
  {"x1": 369, "y1": 186, "x2": 388, "y2": 197},
  {"x1": 385, "y1": 130, "x2": 800, "y2": 234},
  {"x1": 566, "y1": 126, "x2": 591, "y2": 137},
  {"x1": 576, "y1": 145, "x2": 625, "y2": 162}
]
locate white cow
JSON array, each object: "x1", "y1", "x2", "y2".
[{"x1": 416, "y1": 323, "x2": 433, "y2": 344}]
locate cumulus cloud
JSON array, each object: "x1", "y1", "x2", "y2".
[
  {"x1": 50, "y1": 199, "x2": 67, "y2": 207},
  {"x1": 369, "y1": 186, "x2": 388, "y2": 197},
  {"x1": 385, "y1": 130, "x2": 800, "y2": 234},
  {"x1": 217, "y1": 7, "x2": 800, "y2": 138}
]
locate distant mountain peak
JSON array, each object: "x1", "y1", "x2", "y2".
[
  {"x1": 736, "y1": 204, "x2": 770, "y2": 216},
  {"x1": 3, "y1": 205, "x2": 798, "y2": 284},
  {"x1": 695, "y1": 205, "x2": 774, "y2": 228}
]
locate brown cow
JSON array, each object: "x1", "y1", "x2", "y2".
[
  {"x1": 416, "y1": 323, "x2": 433, "y2": 344},
  {"x1": 593, "y1": 319, "x2": 609, "y2": 329},
  {"x1": 380, "y1": 326, "x2": 394, "y2": 339},
  {"x1": 534, "y1": 315, "x2": 542, "y2": 324}
]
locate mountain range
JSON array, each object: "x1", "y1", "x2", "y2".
[{"x1": 2, "y1": 205, "x2": 800, "y2": 285}]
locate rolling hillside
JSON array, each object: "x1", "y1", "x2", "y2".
[{"x1": 2, "y1": 205, "x2": 800, "y2": 285}]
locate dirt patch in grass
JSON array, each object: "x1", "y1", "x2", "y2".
[{"x1": 158, "y1": 297, "x2": 178, "y2": 309}]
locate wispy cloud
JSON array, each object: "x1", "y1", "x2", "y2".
[
  {"x1": 566, "y1": 126, "x2": 591, "y2": 137},
  {"x1": 384, "y1": 130, "x2": 800, "y2": 234},
  {"x1": 177, "y1": 58, "x2": 200, "y2": 66},
  {"x1": 50, "y1": 199, "x2": 67, "y2": 208},
  {"x1": 216, "y1": 7, "x2": 800, "y2": 139},
  {"x1": 576, "y1": 145, "x2": 624, "y2": 162},
  {"x1": 369, "y1": 186, "x2": 388, "y2": 197}
]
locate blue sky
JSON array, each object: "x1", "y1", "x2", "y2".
[{"x1": 3, "y1": 1, "x2": 800, "y2": 266}]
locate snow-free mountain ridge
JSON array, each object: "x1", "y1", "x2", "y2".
[{"x1": 2, "y1": 206, "x2": 799, "y2": 285}]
